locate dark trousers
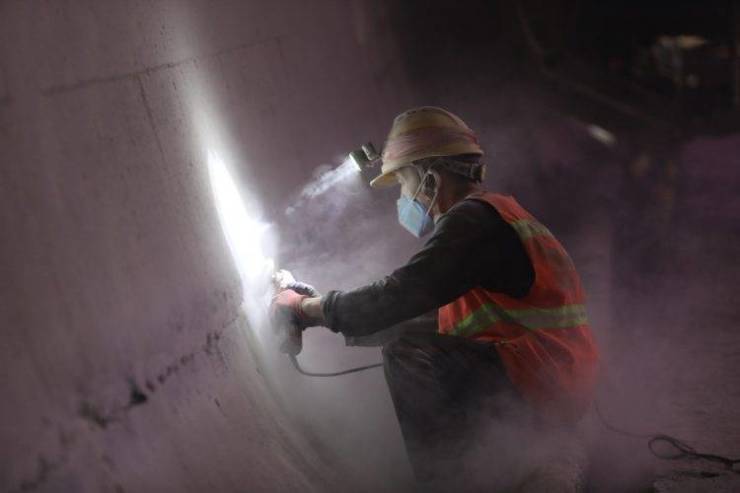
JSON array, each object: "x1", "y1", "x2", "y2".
[{"x1": 383, "y1": 332, "x2": 529, "y2": 486}]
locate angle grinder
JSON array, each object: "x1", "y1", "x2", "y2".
[{"x1": 271, "y1": 268, "x2": 383, "y2": 377}]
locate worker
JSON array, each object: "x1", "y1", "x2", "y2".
[{"x1": 272, "y1": 107, "x2": 599, "y2": 487}]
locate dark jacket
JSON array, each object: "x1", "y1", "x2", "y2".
[{"x1": 322, "y1": 197, "x2": 535, "y2": 337}]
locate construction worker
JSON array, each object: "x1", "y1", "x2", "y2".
[{"x1": 272, "y1": 107, "x2": 599, "y2": 487}]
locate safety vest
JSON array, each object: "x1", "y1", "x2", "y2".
[{"x1": 438, "y1": 192, "x2": 599, "y2": 423}]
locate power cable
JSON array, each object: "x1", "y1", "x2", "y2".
[
  {"x1": 288, "y1": 354, "x2": 383, "y2": 377},
  {"x1": 286, "y1": 335, "x2": 740, "y2": 473},
  {"x1": 594, "y1": 403, "x2": 740, "y2": 474},
  {"x1": 289, "y1": 354, "x2": 740, "y2": 473}
]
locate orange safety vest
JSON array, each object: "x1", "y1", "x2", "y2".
[{"x1": 438, "y1": 192, "x2": 599, "y2": 423}]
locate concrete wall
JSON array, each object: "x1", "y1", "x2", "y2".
[{"x1": 0, "y1": 2, "x2": 415, "y2": 491}]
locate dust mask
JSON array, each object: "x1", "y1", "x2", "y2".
[{"x1": 396, "y1": 170, "x2": 438, "y2": 238}]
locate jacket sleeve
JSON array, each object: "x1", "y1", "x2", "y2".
[{"x1": 321, "y1": 199, "x2": 516, "y2": 337}]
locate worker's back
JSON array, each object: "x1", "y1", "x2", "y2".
[{"x1": 439, "y1": 192, "x2": 599, "y2": 423}]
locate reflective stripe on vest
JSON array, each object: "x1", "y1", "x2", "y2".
[
  {"x1": 449, "y1": 302, "x2": 589, "y2": 337},
  {"x1": 446, "y1": 213, "x2": 588, "y2": 338},
  {"x1": 509, "y1": 219, "x2": 553, "y2": 240},
  {"x1": 437, "y1": 192, "x2": 599, "y2": 421}
]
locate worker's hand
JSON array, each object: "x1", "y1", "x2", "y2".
[
  {"x1": 270, "y1": 289, "x2": 309, "y2": 329},
  {"x1": 285, "y1": 281, "x2": 321, "y2": 298},
  {"x1": 272, "y1": 270, "x2": 320, "y2": 297}
]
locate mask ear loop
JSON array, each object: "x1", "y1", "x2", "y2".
[{"x1": 410, "y1": 165, "x2": 440, "y2": 221}]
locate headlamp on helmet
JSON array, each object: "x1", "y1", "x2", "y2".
[{"x1": 348, "y1": 142, "x2": 380, "y2": 171}]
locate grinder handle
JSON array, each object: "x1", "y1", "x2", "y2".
[{"x1": 279, "y1": 322, "x2": 303, "y2": 355}]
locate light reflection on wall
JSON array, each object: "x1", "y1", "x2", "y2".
[{"x1": 207, "y1": 150, "x2": 275, "y2": 340}]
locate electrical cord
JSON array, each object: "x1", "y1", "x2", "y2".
[
  {"x1": 286, "y1": 337, "x2": 740, "y2": 473},
  {"x1": 288, "y1": 354, "x2": 383, "y2": 377},
  {"x1": 595, "y1": 403, "x2": 740, "y2": 474}
]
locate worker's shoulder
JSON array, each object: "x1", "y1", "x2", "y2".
[
  {"x1": 447, "y1": 195, "x2": 506, "y2": 223},
  {"x1": 438, "y1": 195, "x2": 507, "y2": 236}
]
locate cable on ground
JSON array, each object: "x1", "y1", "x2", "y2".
[
  {"x1": 595, "y1": 403, "x2": 740, "y2": 474},
  {"x1": 288, "y1": 352, "x2": 740, "y2": 474}
]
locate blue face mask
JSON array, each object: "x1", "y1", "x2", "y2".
[
  {"x1": 397, "y1": 170, "x2": 438, "y2": 237},
  {"x1": 396, "y1": 194, "x2": 434, "y2": 238}
]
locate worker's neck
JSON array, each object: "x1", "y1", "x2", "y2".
[{"x1": 434, "y1": 182, "x2": 481, "y2": 218}]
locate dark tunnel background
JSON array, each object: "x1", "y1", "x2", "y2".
[{"x1": 2, "y1": 1, "x2": 739, "y2": 492}]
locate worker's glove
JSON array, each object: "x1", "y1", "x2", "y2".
[
  {"x1": 270, "y1": 289, "x2": 310, "y2": 330},
  {"x1": 284, "y1": 281, "x2": 321, "y2": 298},
  {"x1": 272, "y1": 269, "x2": 320, "y2": 298}
]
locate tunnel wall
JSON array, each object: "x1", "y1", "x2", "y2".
[{"x1": 0, "y1": 2, "x2": 413, "y2": 491}]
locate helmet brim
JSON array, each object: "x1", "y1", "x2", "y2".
[{"x1": 369, "y1": 170, "x2": 399, "y2": 188}]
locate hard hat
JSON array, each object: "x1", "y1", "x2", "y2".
[{"x1": 370, "y1": 106, "x2": 484, "y2": 188}]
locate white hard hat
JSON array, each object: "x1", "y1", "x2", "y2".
[{"x1": 371, "y1": 106, "x2": 484, "y2": 188}]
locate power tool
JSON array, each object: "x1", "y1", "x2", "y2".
[
  {"x1": 271, "y1": 268, "x2": 383, "y2": 377},
  {"x1": 271, "y1": 269, "x2": 304, "y2": 356}
]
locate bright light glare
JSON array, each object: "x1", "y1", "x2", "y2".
[
  {"x1": 586, "y1": 124, "x2": 616, "y2": 147},
  {"x1": 285, "y1": 157, "x2": 364, "y2": 215},
  {"x1": 301, "y1": 158, "x2": 362, "y2": 199},
  {"x1": 208, "y1": 150, "x2": 274, "y2": 329},
  {"x1": 347, "y1": 156, "x2": 362, "y2": 173}
]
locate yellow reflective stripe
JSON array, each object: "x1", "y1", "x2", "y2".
[
  {"x1": 504, "y1": 304, "x2": 588, "y2": 330},
  {"x1": 450, "y1": 303, "x2": 588, "y2": 336},
  {"x1": 451, "y1": 304, "x2": 503, "y2": 337},
  {"x1": 510, "y1": 219, "x2": 553, "y2": 240}
]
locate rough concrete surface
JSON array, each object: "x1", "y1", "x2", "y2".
[{"x1": 0, "y1": 2, "x2": 415, "y2": 491}]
